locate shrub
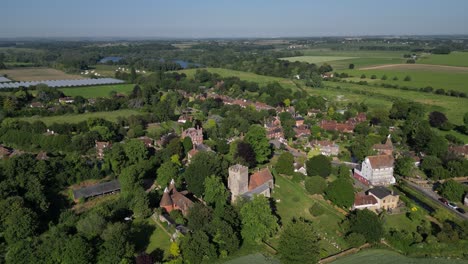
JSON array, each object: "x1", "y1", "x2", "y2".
[
  {"x1": 309, "y1": 203, "x2": 326, "y2": 216},
  {"x1": 305, "y1": 176, "x2": 327, "y2": 195},
  {"x1": 381, "y1": 75, "x2": 387, "y2": 80},
  {"x1": 360, "y1": 74, "x2": 366, "y2": 79},
  {"x1": 392, "y1": 76, "x2": 398, "y2": 81},
  {"x1": 370, "y1": 75, "x2": 377, "y2": 79},
  {"x1": 406, "y1": 59, "x2": 416, "y2": 64},
  {"x1": 404, "y1": 75, "x2": 411, "y2": 81},
  {"x1": 349, "y1": 64, "x2": 355, "y2": 69}
]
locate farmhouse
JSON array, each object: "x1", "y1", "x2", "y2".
[
  {"x1": 72, "y1": 180, "x2": 120, "y2": 202},
  {"x1": 181, "y1": 126, "x2": 203, "y2": 146},
  {"x1": 354, "y1": 155, "x2": 395, "y2": 186},
  {"x1": 160, "y1": 179, "x2": 194, "y2": 216},
  {"x1": 228, "y1": 164, "x2": 274, "y2": 202}
]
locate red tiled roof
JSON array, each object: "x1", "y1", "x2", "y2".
[
  {"x1": 249, "y1": 168, "x2": 273, "y2": 191},
  {"x1": 367, "y1": 155, "x2": 394, "y2": 169},
  {"x1": 354, "y1": 193, "x2": 378, "y2": 206},
  {"x1": 160, "y1": 188, "x2": 173, "y2": 207}
]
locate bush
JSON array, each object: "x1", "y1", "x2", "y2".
[
  {"x1": 309, "y1": 203, "x2": 326, "y2": 217},
  {"x1": 381, "y1": 75, "x2": 387, "y2": 80},
  {"x1": 305, "y1": 176, "x2": 327, "y2": 195},
  {"x1": 370, "y1": 75, "x2": 377, "y2": 79},
  {"x1": 360, "y1": 74, "x2": 366, "y2": 79},
  {"x1": 404, "y1": 76, "x2": 411, "y2": 81},
  {"x1": 406, "y1": 59, "x2": 416, "y2": 64},
  {"x1": 392, "y1": 76, "x2": 398, "y2": 81},
  {"x1": 349, "y1": 64, "x2": 355, "y2": 69}
]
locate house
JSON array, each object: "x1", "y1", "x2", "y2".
[
  {"x1": 353, "y1": 193, "x2": 379, "y2": 211},
  {"x1": 72, "y1": 180, "x2": 120, "y2": 202},
  {"x1": 294, "y1": 125, "x2": 310, "y2": 138},
  {"x1": 187, "y1": 148, "x2": 199, "y2": 163},
  {"x1": 295, "y1": 116, "x2": 305, "y2": 126},
  {"x1": 294, "y1": 162, "x2": 307, "y2": 175},
  {"x1": 354, "y1": 155, "x2": 395, "y2": 186},
  {"x1": 160, "y1": 179, "x2": 194, "y2": 216},
  {"x1": 372, "y1": 135, "x2": 393, "y2": 155},
  {"x1": 307, "y1": 109, "x2": 322, "y2": 117},
  {"x1": 264, "y1": 118, "x2": 284, "y2": 139},
  {"x1": 138, "y1": 136, "x2": 154, "y2": 148},
  {"x1": 29, "y1": 102, "x2": 44, "y2": 108},
  {"x1": 0, "y1": 145, "x2": 12, "y2": 159},
  {"x1": 368, "y1": 186, "x2": 399, "y2": 211},
  {"x1": 181, "y1": 126, "x2": 203, "y2": 146},
  {"x1": 321, "y1": 72, "x2": 334, "y2": 79},
  {"x1": 319, "y1": 120, "x2": 354, "y2": 133},
  {"x1": 178, "y1": 114, "x2": 193, "y2": 124},
  {"x1": 36, "y1": 151, "x2": 49, "y2": 161},
  {"x1": 310, "y1": 140, "x2": 340, "y2": 156},
  {"x1": 58, "y1": 97, "x2": 74, "y2": 104},
  {"x1": 228, "y1": 164, "x2": 274, "y2": 202},
  {"x1": 96, "y1": 141, "x2": 112, "y2": 159},
  {"x1": 449, "y1": 145, "x2": 468, "y2": 159}
]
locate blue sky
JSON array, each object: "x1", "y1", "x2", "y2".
[{"x1": 1, "y1": 0, "x2": 467, "y2": 38}]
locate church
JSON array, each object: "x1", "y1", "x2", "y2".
[{"x1": 228, "y1": 164, "x2": 274, "y2": 202}]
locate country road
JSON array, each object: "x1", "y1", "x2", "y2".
[{"x1": 403, "y1": 179, "x2": 468, "y2": 221}]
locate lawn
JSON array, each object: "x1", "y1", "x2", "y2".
[
  {"x1": 0, "y1": 67, "x2": 83, "y2": 81},
  {"x1": 340, "y1": 66, "x2": 468, "y2": 93},
  {"x1": 178, "y1": 68, "x2": 298, "y2": 91},
  {"x1": 144, "y1": 219, "x2": 172, "y2": 256},
  {"x1": 418, "y1": 52, "x2": 468, "y2": 67},
  {"x1": 59, "y1": 84, "x2": 135, "y2": 98},
  {"x1": 331, "y1": 249, "x2": 468, "y2": 264},
  {"x1": 16, "y1": 109, "x2": 142, "y2": 125}
]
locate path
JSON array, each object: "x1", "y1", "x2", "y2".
[{"x1": 150, "y1": 213, "x2": 173, "y2": 238}]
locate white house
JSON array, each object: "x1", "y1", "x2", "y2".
[{"x1": 354, "y1": 155, "x2": 395, "y2": 186}]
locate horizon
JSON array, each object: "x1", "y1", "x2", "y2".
[{"x1": 2, "y1": 0, "x2": 468, "y2": 38}]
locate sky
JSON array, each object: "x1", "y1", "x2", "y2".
[{"x1": 1, "y1": 0, "x2": 468, "y2": 38}]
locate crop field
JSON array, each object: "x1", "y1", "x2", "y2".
[
  {"x1": 59, "y1": 84, "x2": 134, "y2": 98},
  {"x1": 179, "y1": 68, "x2": 298, "y2": 91},
  {"x1": 0, "y1": 67, "x2": 83, "y2": 81},
  {"x1": 331, "y1": 249, "x2": 467, "y2": 264},
  {"x1": 16, "y1": 109, "x2": 141, "y2": 125},
  {"x1": 417, "y1": 52, "x2": 468, "y2": 67},
  {"x1": 341, "y1": 66, "x2": 468, "y2": 93}
]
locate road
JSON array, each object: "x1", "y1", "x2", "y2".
[{"x1": 403, "y1": 179, "x2": 468, "y2": 221}]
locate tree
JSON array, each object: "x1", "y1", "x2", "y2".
[
  {"x1": 404, "y1": 75, "x2": 411, "y2": 81},
  {"x1": 123, "y1": 139, "x2": 148, "y2": 165},
  {"x1": 360, "y1": 74, "x2": 366, "y2": 79},
  {"x1": 184, "y1": 151, "x2": 224, "y2": 197},
  {"x1": 325, "y1": 179, "x2": 354, "y2": 208},
  {"x1": 394, "y1": 156, "x2": 414, "y2": 177},
  {"x1": 98, "y1": 223, "x2": 135, "y2": 264},
  {"x1": 131, "y1": 188, "x2": 151, "y2": 218},
  {"x1": 204, "y1": 175, "x2": 229, "y2": 209},
  {"x1": 157, "y1": 161, "x2": 178, "y2": 187},
  {"x1": 3, "y1": 207, "x2": 38, "y2": 245},
  {"x1": 305, "y1": 176, "x2": 327, "y2": 195},
  {"x1": 437, "y1": 180, "x2": 467, "y2": 202},
  {"x1": 181, "y1": 230, "x2": 216, "y2": 264},
  {"x1": 278, "y1": 219, "x2": 320, "y2": 264},
  {"x1": 182, "y1": 136, "x2": 193, "y2": 155},
  {"x1": 275, "y1": 152, "x2": 294, "y2": 175},
  {"x1": 62, "y1": 236, "x2": 94, "y2": 264},
  {"x1": 186, "y1": 203, "x2": 213, "y2": 231},
  {"x1": 349, "y1": 137, "x2": 371, "y2": 162},
  {"x1": 245, "y1": 125, "x2": 271, "y2": 164},
  {"x1": 306, "y1": 155, "x2": 331, "y2": 177},
  {"x1": 76, "y1": 212, "x2": 107, "y2": 240},
  {"x1": 239, "y1": 195, "x2": 278, "y2": 242},
  {"x1": 349, "y1": 64, "x2": 355, "y2": 69},
  {"x1": 347, "y1": 209, "x2": 384, "y2": 243},
  {"x1": 429, "y1": 111, "x2": 448, "y2": 128}
]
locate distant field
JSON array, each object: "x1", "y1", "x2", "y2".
[
  {"x1": 280, "y1": 56, "x2": 356, "y2": 64},
  {"x1": 0, "y1": 67, "x2": 83, "y2": 81},
  {"x1": 59, "y1": 84, "x2": 134, "y2": 98},
  {"x1": 331, "y1": 249, "x2": 467, "y2": 264},
  {"x1": 179, "y1": 67, "x2": 298, "y2": 91},
  {"x1": 16, "y1": 109, "x2": 141, "y2": 125},
  {"x1": 418, "y1": 52, "x2": 468, "y2": 67}
]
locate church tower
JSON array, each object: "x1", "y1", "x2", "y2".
[{"x1": 228, "y1": 164, "x2": 249, "y2": 202}]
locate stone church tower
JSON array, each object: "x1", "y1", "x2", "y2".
[{"x1": 228, "y1": 164, "x2": 249, "y2": 202}]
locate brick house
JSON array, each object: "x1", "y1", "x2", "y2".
[
  {"x1": 160, "y1": 179, "x2": 194, "y2": 216},
  {"x1": 182, "y1": 126, "x2": 203, "y2": 146}
]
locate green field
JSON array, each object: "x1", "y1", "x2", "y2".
[
  {"x1": 280, "y1": 56, "x2": 356, "y2": 64},
  {"x1": 331, "y1": 249, "x2": 468, "y2": 264},
  {"x1": 145, "y1": 221, "x2": 171, "y2": 256},
  {"x1": 59, "y1": 84, "x2": 134, "y2": 98},
  {"x1": 418, "y1": 52, "x2": 468, "y2": 67},
  {"x1": 178, "y1": 68, "x2": 298, "y2": 91},
  {"x1": 16, "y1": 109, "x2": 141, "y2": 125}
]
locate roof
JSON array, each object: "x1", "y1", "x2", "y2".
[
  {"x1": 249, "y1": 168, "x2": 273, "y2": 191},
  {"x1": 373, "y1": 136, "x2": 393, "y2": 150},
  {"x1": 354, "y1": 193, "x2": 378, "y2": 206},
  {"x1": 367, "y1": 155, "x2": 394, "y2": 169},
  {"x1": 171, "y1": 191, "x2": 194, "y2": 212},
  {"x1": 368, "y1": 186, "x2": 393, "y2": 199},
  {"x1": 188, "y1": 148, "x2": 199, "y2": 157},
  {"x1": 243, "y1": 184, "x2": 270, "y2": 199},
  {"x1": 160, "y1": 187, "x2": 173, "y2": 207},
  {"x1": 73, "y1": 180, "x2": 120, "y2": 199}
]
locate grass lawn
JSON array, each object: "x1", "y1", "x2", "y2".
[
  {"x1": 331, "y1": 249, "x2": 468, "y2": 264},
  {"x1": 59, "y1": 84, "x2": 135, "y2": 98},
  {"x1": 383, "y1": 213, "x2": 419, "y2": 232},
  {"x1": 144, "y1": 219, "x2": 172, "y2": 256},
  {"x1": 418, "y1": 52, "x2": 468, "y2": 67},
  {"x1": 271, "y1": 174, "x2": 347, "y2": 258},
  {"x1": 223, "y1": 253, "x2": 279, "y2": 264},
  {"x1": 16, "y1": 109, "x2": 142, "y2": 125},
  {"x1": 178, "y1": 68, "x2": 298, "y2": 91}
]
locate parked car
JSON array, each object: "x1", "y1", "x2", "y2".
[
  {"x1": 456, "y1": 208, "x2": 466, "y2": 214},
  {"x1": 439, "y1": 198, "x2": 448, "y2": 205},
  {"x1": 448, "y1": 202, "x2": 458, "y2": 209}
]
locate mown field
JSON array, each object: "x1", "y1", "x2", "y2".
[
  {"x1": 178, "y1": 68, "x2": 298, "y2": 91},
  {"x1": 418, "y1": 52, "x2": 468, "y2": 67},
  {"x1": 16, "y1": 109, "x2": 141, "y2": 125},
  {"x1": 0, "y1": 67, "x2": 83, "y2": 81},
  {"x1": 331, "y1": 249, "x2": 467, "y2": 264},
  {"x1": 59, "y1": 84, "x2": 134, "y2": 98}
]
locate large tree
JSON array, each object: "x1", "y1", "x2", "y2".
[
  {"x1": 347, "y1": 209, "x2": 384, "y2": 243},
  {"x1": 306, "y1": 155, "x2": 331, "y2": 177},
  {"x1": 279, "y1": 219, "x2": 320, "y2": 264},
  {"x1": 184, "y1": 151, "x2": 225, "y2": 197},
  {"x1": 325, "y1": 179, "x2": 354, "y2": 208},
  {"x1": 62, "y1": 236, "x2": 94, "y2": 264},
  {"x1": 181, "y1": 230, "x2": 216, "y2": 264},
  {"x1": 305, "y1": 176, "x2": 327, "y2": 195},
  {"x1": 275, "y1": 152, "x2": 294, "y2": 175},
  {"x1": 437, "y1": 180, "x2": 467, "y2": 202},
  {"x1": 394, "y1": 156, "x2": 415, "y2": 177},
  {"x1": 156, "y1": 161, "x2": 178, "y2": 187},
  {"x1": 239, "y1": 195, "x2": 278, "y2": 242},
  {"x1": 98, "y1": 223, "x2": 135, "y2": 264},
  {"x1": 204, "y1": 175, "x2": 229, "y2": 210},
  {"x1": 245, "y1": 125, "x2": 271, "y2": 164},
  {"x1": 429, "y1": 111, "x2": 448, "y2": 128}
]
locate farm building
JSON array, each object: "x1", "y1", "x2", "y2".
[{"x1": 72, "y1": 180, "x2": 121, "y2": 201}]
